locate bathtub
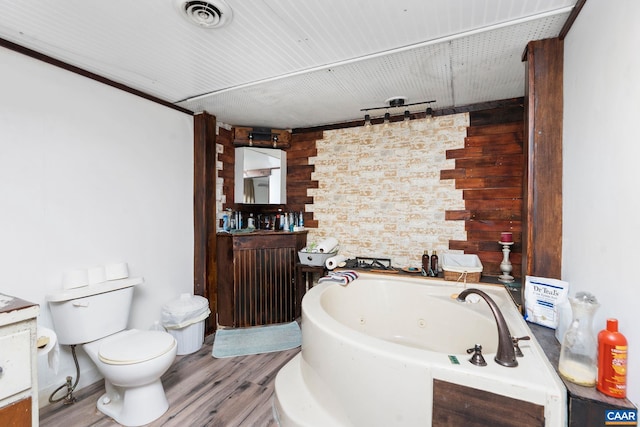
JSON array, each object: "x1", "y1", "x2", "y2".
[{"x1": 274, "y1": 272, "x2": 566, "y2": 426}]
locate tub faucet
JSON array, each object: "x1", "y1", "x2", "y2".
[{"x1": 457, "y1": 289, "x2": 518, "y2": 367}]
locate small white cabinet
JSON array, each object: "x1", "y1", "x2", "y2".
[{"x1": 0, "y1": 294, "x2": 39, "y2": 426}]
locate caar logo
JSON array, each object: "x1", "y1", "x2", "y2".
[{"x1": 605, "y1": 409, "x2": 638, "y2": 425}]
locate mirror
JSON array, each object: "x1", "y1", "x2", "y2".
[{"x1": 235, "y1": 147, "x2": 287, "y2": 204}]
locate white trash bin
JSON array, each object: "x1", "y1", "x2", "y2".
[{"x1": 161, "y1": 294, "x2": 210, "y2": 355}]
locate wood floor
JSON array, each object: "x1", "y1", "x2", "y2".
[{"x1": 39, "y1": 334, "x2": 300, "y2": 427}]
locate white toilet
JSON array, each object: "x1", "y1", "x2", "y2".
[{"x1": 47, "y1": 277, "x2": 177, "y2": 427}]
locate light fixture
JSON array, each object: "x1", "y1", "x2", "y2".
[
  {"x1": 272, "y1": 134, "x2": 278, "y2": 148},
  {"x1": 404, "y1": 110, "x2": 411, "y2": 122},
  {"x1": 426, "y1": 106, "x2": 433, "y2": 117},
  {"x1": 364, "y1": 114, "x2": 372, "y2": 128},
  {"x1": 383, "y1": 112, "x2": 391, "y2": 128},
  {"x1": 361, "y1": 98, "x2": 436, "y2": 113}
]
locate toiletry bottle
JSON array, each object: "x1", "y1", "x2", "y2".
[
  {"x1": 299, "y1": 210, "x2": 304, "y2": 228},
  {"x1": 422, "y1": 251, "x2": 430, "y2": 276},
  {"x1": 597, "y1": 318, "x2": 628, "y2": 398},
  {"x1": 430, "y1": 250, "x2": 438, "y2": 277},
  {"x1": 289, "y1": 213, "x2": 295, "y2": 232},
  {"x1": 229, "y1": 211, "x2": 236, "y2": 230},
  {"x1": 222, "y1": 212, "x2": 229, "y2": 231},
  {"x1": 274, "y1": 212, "x2": 281, "y2": 231}
]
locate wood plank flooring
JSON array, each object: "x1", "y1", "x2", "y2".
[{"x1": 39, "y1": 334, "x2": 300, "y2": 427}]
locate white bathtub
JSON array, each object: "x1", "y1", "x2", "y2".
[{"x1": 274, "y1": 272, "x2": 566, "y2": 426}]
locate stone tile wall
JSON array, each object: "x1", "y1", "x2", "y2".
[{"x1": 306, "y1": 114, "x2": 469, "y2": 269}]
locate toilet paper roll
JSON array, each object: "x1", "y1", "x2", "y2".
[
  {"x1": 87, "y1": 266, "x2": 106, "y2": 285},
  {"x1": 62, "y1": 269, "x2": 89, "y2": 290},
  {"x1": 316, "y1": 237, "x2": 339, "y2": 253},
  {"x1": 325, "y1": 254, "x2": 348, "y2": 270},
  {"x1": 105, "y1": 262, "x2": 129, "y2": 281},
  {"x1": 37, "y1": 326, "x2": 59, "y2": 375}
]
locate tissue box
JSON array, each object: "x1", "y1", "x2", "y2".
[
  {"x1": 442, "y1": 254, "x2": 483, "y2": 282},
  {"x1": 298, "y1": 251, "x2": 337, "y2": 267}
]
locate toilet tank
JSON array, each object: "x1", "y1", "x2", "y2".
[{"x1": 47, "y1": 277, "x2": 143, "y2": 345}]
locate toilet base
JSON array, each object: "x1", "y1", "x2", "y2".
[{"x1": 97, "y1": 379, "x2": 169, "y2": 427}]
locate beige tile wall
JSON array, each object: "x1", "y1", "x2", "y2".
[{"x1": 306, "y1": 114, "x2": 469, "y2": 269}]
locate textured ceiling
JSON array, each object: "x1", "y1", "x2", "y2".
[{"x1": 0, "y1": 0, "x2": 577, "y2": 129}]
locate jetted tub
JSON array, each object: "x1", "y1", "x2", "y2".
[{"x1": 274, "y1": 272, "x2": 566, "y2": 426}]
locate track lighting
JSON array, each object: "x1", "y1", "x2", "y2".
[
  {"x1": 383, "y1": 112, "x2": 390, "y2": 128},
  {"x1": 426, "y1": 106, "x2": 433, "y2": 117},
  {"x1": 404, "y1": 110, "x2": 410, "y2": 122},
  {"x1": 364, "y1": 114, "x2": 371, "y2": 127}
]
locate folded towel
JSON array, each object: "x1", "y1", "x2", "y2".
[{"x1": 318, "y1": 270, "x2": 359, "y2": 286}]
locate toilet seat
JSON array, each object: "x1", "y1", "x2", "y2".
[{"x1": 99, "y1": 330, "x2": 176, "y2": 365}]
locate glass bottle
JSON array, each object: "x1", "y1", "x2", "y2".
[
  {"x1": 422, "y1": 250, "x2": 430, "y2": 276},
  {"x1": 430, "y1": 250, "x2": 439, "y2": 277},
  {"x1": 558, "y1": 292, "x2": 599, "y2": 386}
]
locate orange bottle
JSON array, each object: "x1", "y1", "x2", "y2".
[{"x1": 597, "y1": 318, "x2": 628, "y2": 398}]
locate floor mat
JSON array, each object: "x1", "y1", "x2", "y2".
[{"x1": 212, "y1": 321, "x2": 301, "y2": 358}]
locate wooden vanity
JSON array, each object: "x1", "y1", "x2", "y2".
[
  {"x1": 217, "y1": 230, "x2": 307, "y2": 327},
  {"x1": 0, "y1": 294, "x2": 39, "y2": 427}
]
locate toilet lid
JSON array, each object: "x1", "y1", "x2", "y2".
[{"x1": 99, "y1": 330, "x2": 176, "y2": 365}]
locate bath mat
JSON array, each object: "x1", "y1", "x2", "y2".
[{"x1": 212, "y1": 321, "x2": 301, "y2": 358}]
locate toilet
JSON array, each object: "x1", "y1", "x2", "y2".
[{"x1": 47, "y1": 277, "x2": 177, "y2": 427}]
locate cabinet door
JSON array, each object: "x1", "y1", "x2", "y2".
[
  {"x1": 0, "y1": 330, "x2": 31, "y2": 400},
  {"x1": 234, "y1": 246, "x2": 295, "y2": 326}
]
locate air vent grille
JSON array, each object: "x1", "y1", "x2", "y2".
[{"x1": 176, "y1": 0, "x2": 232, "y2": 29}]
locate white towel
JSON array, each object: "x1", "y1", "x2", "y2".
[{"x1": 318, "y1": 270, "x2": 359, "y2": 286}]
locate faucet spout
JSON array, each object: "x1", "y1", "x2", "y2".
[{"x1": 457, "y1": 288, "x2": 518, "y2": 367}]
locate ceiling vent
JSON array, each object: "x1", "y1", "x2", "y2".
[{"x1": 176, "y1": 0, "x2": 233, "y2": 29}]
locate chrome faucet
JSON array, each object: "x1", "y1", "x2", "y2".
[{"x1": 457, "y1": 288, "x2": 518, "y2": 367}]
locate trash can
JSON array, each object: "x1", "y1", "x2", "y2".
[{"x1": 161, "y1": 294, "x2": 210, "y2": 355}]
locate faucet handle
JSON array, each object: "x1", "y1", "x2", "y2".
[
  {"x1": 512, "y1": 336, "x2": 531, "y2": 357},
  {"x1": 466, "y1": 344, "x2": 487, "y2": 366}
]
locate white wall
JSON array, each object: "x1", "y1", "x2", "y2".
[
  {"x1": 563, "y1": 0, "x2": 640, "y2": 405},
  {"x1": 0, "y1": 47, "x2": 194, "y2": 405}
]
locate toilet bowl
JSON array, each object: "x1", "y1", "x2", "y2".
[
  {"x1": 46, "y1": 278, "x2": 179, "y2": 427},
  {"x1": 83, "y1": 329, "x2": 177, "y2": 426}
]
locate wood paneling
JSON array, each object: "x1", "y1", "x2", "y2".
[
  {"x1": 0, "y1": 397, "x2": 31, "y2": 427},
  {"x1": 432, "y1": 379, "x2": 544, "y2": 427},
  {"x1": 522, "y1": 38, "x2": 563, "y2": 280},
  {"x1": 219, "y1": 128, "x2": 321, "y2": 228},
  {"x1": 441, "y1": 103, "x2": 524, "y2": 278},
  {"x1": 193, "y1": 112, "x2": 218, "y2": 334}
]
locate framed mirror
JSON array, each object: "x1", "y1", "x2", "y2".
[{"x1": 234, "y1": 147, "x2": 287, "y2": 204}]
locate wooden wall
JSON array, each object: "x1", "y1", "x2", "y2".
[
  {"x1": 218, "y1": 128, "x2": 320, "y2": 228},
  {"x1": 285, "y1": 131, "x2": 321, "y2": 228},
  {"x1": 441, "y1": 103, "x2": 524, "y2": 278}
]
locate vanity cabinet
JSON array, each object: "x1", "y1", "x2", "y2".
[
  {"x1": 217, "y1": 231, "x2": 307, "y2": 327},
  {"x1": 0, "y1": 295, "x2": 39, "y2": 427}
]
